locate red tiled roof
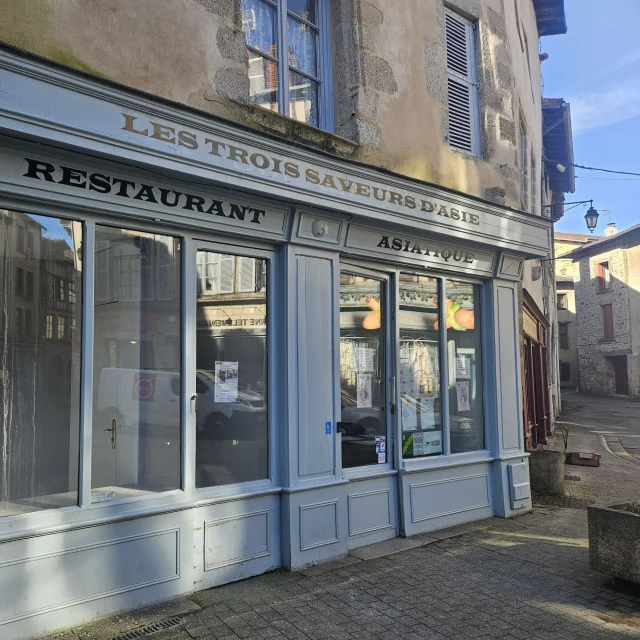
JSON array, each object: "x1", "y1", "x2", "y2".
[{"x1": 555, "y1": 232, "x2": 603, "y2": 242}]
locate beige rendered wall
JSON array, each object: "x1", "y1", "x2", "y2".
[{"x1": 0, "y1": 0, "x2": 544, "y2": 212}]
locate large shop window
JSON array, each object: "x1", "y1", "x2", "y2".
[
  {"x1": 446, "y1": 280, "x2": 484, "y2": 453},
  {"x1": 399, "y1": 277, "x2": 484, "y2": 458},
  {"x1": 195, "y1": 251, "x2": 268, "y2": 487},
  {"x1": 339, "y1": 274, "x2": 387, "y2": 468},
  {"x1": 0, "y1": 210, "x2": 82, "y2": 517},
  {"x1": 338, "y1": 271, "x2": 485, "y2": 466},
  {"x1": 398, "y1": 275, "x2": 443, "y2": 458},
  {"x1": 92, "y1": 227, "x2": 182, "y2": 502}
]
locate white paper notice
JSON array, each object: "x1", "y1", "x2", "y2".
[
  {"x1": 412, "y1": 431, "x2": 424, "y2": 456},
  {"x1": 377, "y1": 452, "x2": 386, "y2": 464},
  {"x1": 422, "y1": 431, "x2": 443, "y2": 455},
  {"x1": 357, "y1": 374, "x2": 372, "y2": 408},
  {"x1": 356, "y1": 347, "x2": 374, "y2": 373},
  {"x1": 401, "y1": 398, "x2": 418, "y2": 430},
  {"x1": 456, "y1": 380, "x2": 471, "y2": 412},
  {"x1": 214, "y1": 361, "x2": 239, "y2": 403},
  {"x1": 419, "y1": 397, "x2": 436, "y2": 429},
  {"x1": 455, "y1": 354, "x2": 470, "y2": 379}
]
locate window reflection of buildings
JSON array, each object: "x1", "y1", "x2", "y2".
[
  {"x1": 93, "y1": 231, "x2": 181, "y2": 375},
  {"x1": 196, "y1": 255, "x2": 267, "y2": 394},
  {"x1": 0, "y1": 210, "x2": 81, "y2": 511}
]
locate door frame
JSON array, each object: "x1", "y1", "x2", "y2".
[{"x1": 338, "y1": 262, "x2": 395, "y2": 479}]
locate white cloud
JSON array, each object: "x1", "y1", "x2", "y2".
[
  {"x1": 570, "y1": 82, "x2": 640, "y2": 134},
  {"x1": 613, "y1": 48, "x2": 640, "y2": 72}
]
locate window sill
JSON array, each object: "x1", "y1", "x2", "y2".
[
  {"x1": 598, "y1": 337, "x2": 616, "y2": 343},
  {"x1": 237, "y1": 102, "x2": 359, "y2": 158},
  {"x1": 400, "y1": 449, "x2": 493, "y2": 474},
  {"x1": 343, "y1": 466, "x2": 398, "y2": 482},
  {"x1": 596, "y1": 288, "x2": 612, "y2": 294}
]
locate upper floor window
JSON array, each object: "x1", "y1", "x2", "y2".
[
  {"x1": 559, "y1": 323, "x2": 569, "y2": 349},
  {"x1": 445, "y1": 8, "x2": 480, "y2": 155},
  {"x1": 602, "y1": 304, "x2": 614, "y2": 339},
  {"x1": 242, "y1": 0, "x2": 332, "y2": 130},
  {"x1": 557, "y1": 293, "x2": 567, "y2": 310},
  {"x1": 597, "y1": 261, "x2": 611, "y2": 290}
]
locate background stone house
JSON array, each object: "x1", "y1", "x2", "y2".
[
  {"x1": 554, "y1": 231, "x2": 602, "y2": 389},
  {"x1": 566, "y1": 223, "x2": 640, "y2": 398}
]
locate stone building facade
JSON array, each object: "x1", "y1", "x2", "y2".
[
  {"x1": 0, "y1": 1, "x2": 570, "y2": 638},
  {"x1": 567, "y1": 225, "x2": 640, "y2": 398},
  {"x1": 0, "y1": 0, "x2": 557, "y2": 208},
  {"x1": 554, "y1": 232, "x2": 601, "y2": 389}
]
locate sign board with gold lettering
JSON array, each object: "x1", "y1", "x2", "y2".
[
  {"x1": 343, "y1": 224, "x2": 496, "y2": 276},
  {"x1": 0, "y1": 50, "x2": 551, "y2": 259}
]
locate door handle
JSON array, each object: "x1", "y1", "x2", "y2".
[
  {"x1": 390, "y1": 376, "x2": 396, "y2": 415},
  {"x1": 191, "y1": 393, "x2": 199, "y2": 413},
  {"x1": 103, "y1": 418, "x2": 117, "y2": 449}
]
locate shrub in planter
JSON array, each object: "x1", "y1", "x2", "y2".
[
  {"x1": 528, "y1": 449, "x2": 565, "y2": 494},
  {"x1": 589, "y1": 503, "x2": 640, "y2": 585}
]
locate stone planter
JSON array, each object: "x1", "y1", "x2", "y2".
[
  {"x1": 528, "y1": 449, "x2": 565, "y2": 494},
  {"x1": 589, "y1": 503, "x2": 640, "y2": 585}
]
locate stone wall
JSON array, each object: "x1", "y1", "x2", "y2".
[
  {"x1": 574, "y1": 246, "x2": 639, "y2": 397},
  {"x1": 557, "y1": 283, "x2": 578, "y2": 388}
]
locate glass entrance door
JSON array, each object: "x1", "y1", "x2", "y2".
[
  {"x1": 192, "y1": 243, "x2": 271, "y2": 490},
  {"x1": 339, "y1": 270, "x2": 391, "y2": 469}
]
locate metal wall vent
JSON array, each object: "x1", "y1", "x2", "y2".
[{"x1": 110, "y1": 616, "x2": 183, "y2": 640}]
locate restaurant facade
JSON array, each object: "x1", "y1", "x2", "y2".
[{"x1": 0, "y1": 48, "x2": 550, "y2": 639}]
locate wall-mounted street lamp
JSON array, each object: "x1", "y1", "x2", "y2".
[
  {"x1": 542, "y1": 199, "x2": 599, "y2": 233},
  {"x1": 584, "y1": 202, "x2": 599, "y2": 233}
]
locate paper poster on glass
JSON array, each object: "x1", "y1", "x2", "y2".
[
  {"x1": 402, "y1": 430, "x2": 442, "y2": 457},
  {"x1": 455, "y1": 354, "x2": 471, "y2": 379},
  {"x1": 356, "y1": 373, "x2": 372, "y2": 408},
  {"x1": 214, "y1": 361, "x2": 239, "y2": 402},
  {"x1": 401, "y1": 396, "x2": 418, "y2": 430},
  {"x1": 456, "y1": 380, "x2": 471, "y2": 412},
  {"x1": 355, "y1": 346, "x2": 374, "y2": 373},
  {"x1": 375, "y1": 436, "x2": 386, "y2": 464},
  {"x1": 419, "y1": 396, "x2": 436, "y2": 429}
]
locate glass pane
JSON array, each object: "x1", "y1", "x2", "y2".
[
  {"x1": 196, "y1": 252, "x2": 268, "y2": 487},
  {"x1": 287, "y1": 16, "x2": 317, "y2": 77},
  {"x1": 248, "y1": 50, "x2": 279, "y2": 113},
  {"x1": 242, "y1": 0, "x2": 277, "y2": 55},
  {"x1": 0, "y1": 211, "x2": 82, "y2": 517},
  {"x1": 339, "y1": 274, "x2": 386, "y2": 468},
  {"x1": 288, "y1": 0, "x2": 316, "y2": 24},
  {"x1": 399, "y1": 274, "x2": 443, "y2": 458},
  {"x1": 289, "y1": 72, "x2": 319, "y2": 127},
  {"x1": 446, "y1": 281, "x2": 484, "y2": 453},
  {"x1": 92, "y1": 227, "x2": 181, "y2": 502}
]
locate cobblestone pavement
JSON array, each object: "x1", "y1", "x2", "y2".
[
  {"x1": 47, "y1": 507, "x2": 640, "y2": 640},
  {"x1": 44, "y1": 391, "x2": 640, "y2": 640},
  {"x1": 548, "y1": 391, "x2": 640, "y2": 506}
]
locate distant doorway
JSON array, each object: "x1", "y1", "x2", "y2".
[{"x1": 611, "y1": 356, "x2": 629, "y2": 395}]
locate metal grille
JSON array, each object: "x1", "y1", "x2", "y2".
[{"x1": 110, "y1": 617, "x2": 183, "y2": 640}]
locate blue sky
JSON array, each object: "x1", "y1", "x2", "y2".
[{"x1": 542, "y1": 0, "x2": 640, "y2": 235}]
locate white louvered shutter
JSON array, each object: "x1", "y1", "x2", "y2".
[
  {"x1": 445, "y1": 9, "x2": 479, "y2": 154},
  {"x1": 238, "y1": 257, "x2": 256, "y2": 292},
  {"x1": 219, "y1": 254, "x2": 235, "y2": 293}
]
